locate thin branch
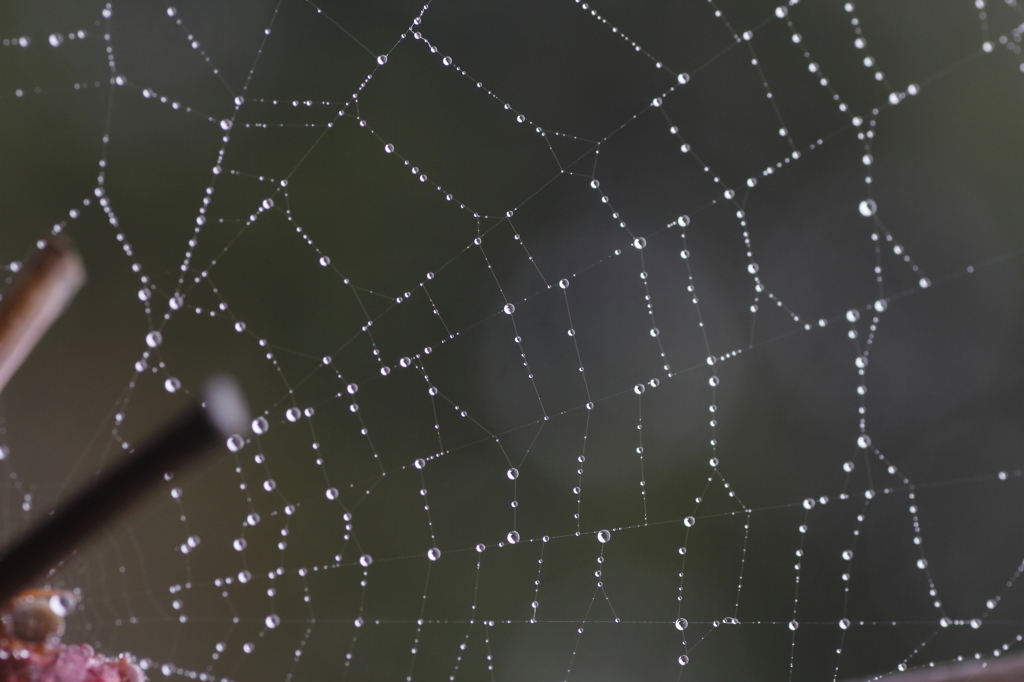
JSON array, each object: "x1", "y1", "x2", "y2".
[
  {"x1": 0, "y1": 238, "x2": 86, "y2": 394},
  {"x1": 0, "y1": 375, "x2": 248, "y2": 604}
]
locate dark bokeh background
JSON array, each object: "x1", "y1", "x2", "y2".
[{"x1": 1, "y1": 1, "x2": 1023, "y2": 680}]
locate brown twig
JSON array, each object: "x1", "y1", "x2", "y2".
[
  {"x1": 0, "y1": 237, "x2": 86, "y2": 394},
  {"x1": 845, "y1": 651, "x2": 1024, "y2": 682}
]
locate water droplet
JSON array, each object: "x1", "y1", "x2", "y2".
[
  {"x1": 559, "y1": 278, "x2": 570, "y2": 289},
  {"x1": 265, "y1": 614, "x2": 280, "y2": 629},
  {"x1": 857, "y1": 434, "x2": 871, "y2": 449},
  {"x1": 839, "y1": 618, "x2": 850, "y2": 629},
  {"x1": 377, "y1": 55, "x2": 387, "y2": 65},
  {"x1": 475, "y1": 543, "x2": 486, "y2": 552},
  {"x1": 252, "y1": 417, "x2": 269, "y2": 434},
  {"x1": 414, "y1": 458, "x2": 426, "y2": 469},
  {"x1": 597, "y1": 529, "x2": 611, "y2": 543},
  {"x1": 226, "y1": 435, "x2": 244, "y2": 452},
  {"x1": 263, "y1": 479, "x2": 276, "y2": 492},
  {"x1": 220, "y1": 119, "x2": 233, "y2": 131},
  {"x1": 146, "y1": 331, "x2": 163, "y2": 348},
  {"x1": 674, "y1": 618, "x2": 688, "y2": 631},
  {"x1": 747, "y1": 263, "x2": 759, "y2": 274},
  {"x1": 683, "y1": 516, "x2": 696, "y2": 527},
  {"x1": 858, "y1": 199, "x2": 877, "y2": 217},
  {"x1": 842, "y1": 549, "x2": 854, "y2": 561},
  {"x1": 507, "y1": 468, "x2": 519, "y2": 480},
  {"x1": 164, "y1": 377, "x2": 181, "y2": 393},
  {"x1": 503, "y1": 303, "x2": 515, "y2": 315},
  {"x1": 359, "y1": 554, "x2": 373, "y2": 567},
  {"x1": 803, "y1": 498, "x2": 815, "y2": 510},
  {"x1": 442, "y1": 56, "x2": 452, "y2": 66},
  {"x1": 246, "y1": 513, "x2": 260, "y2": 526},
  {"x1": 286, "y1": 407, "x2": 301, "y2": 422},
  {"x1": 633, "y1": 237, "x2": 646, "y2": 249},
  {"x1": 678, "y1": 655, "x2": 689, "y2": 666},
  {"x1": 789, "y1": 620, "x2": 799, "y2": 631},
  {"x1": 506, "y1": 531, "x2": 520, "y2": 544},
  {"x1": 233, "y1": 538, "x2": 247, "y2": 551},
  {"x1": 634, "y1": 384, "x2": 645, "y2": 395},
  {"x1": 427, "y1": 547, "x2": 442, "y2": 561},
  {"x1": 917, "y1": 558, "x2": 928, "y2": 569},
  {"x1": 326, "y1": 488, "x2": 339, "y2": 500}
]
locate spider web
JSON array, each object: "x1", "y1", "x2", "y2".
[{"x1": 2, "y1": 0, "x2": 1024, "y2": 680}]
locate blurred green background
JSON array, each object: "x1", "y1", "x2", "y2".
[{"x1": 1, "y1": 0, "x2": 1024, "y2": 680}]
